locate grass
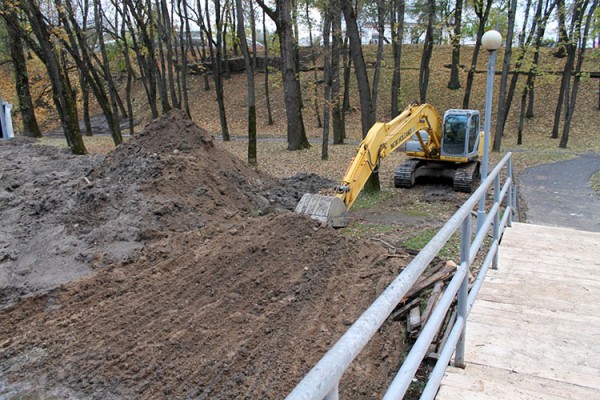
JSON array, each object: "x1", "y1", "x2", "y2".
[
  {"x1": 38, "y1": 136, "x2": 118, "y2": 154},
  {"x1": 402, "y1": 228, "x2": 462, "y2": 261},
  {"x1": 351, "y1": 190, "x2": 395, "y2": 210},
  {"x1": 342, "y1": 222, "x2": 395, "y2": 238}
]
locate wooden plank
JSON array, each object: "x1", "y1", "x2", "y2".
[
  {"x1": 471, "y1": 299, "x2": 600, "y2": 325},
  {"x1": 457, "y1": 350, "x2": 600, "y2": 390},
  {"x1": 469, "y1": 308, "x2": 600, "y2": 342},
  {"x1": 479, "y1": 279, "x2": 600, "y2": 307},
  {"x1": 499, "y1": 247, "x2": 600, "y2": 267},
  {"x1": 461, "y1": 321, "x2": 600, "y2": 370},
  {"x1": 421, "y1": 282, "x2": 443, "y2": 325},
  {"x1": 437, "y1": 224, "x2": 600, "y2": 399},
  {"x1": 503, "y1": 222, "x2": 600, "y2": 242},
  {"x1": 407, "y1": 306, "x2": 421, "y2": 333},
  {"x1": 475, "y1": 291, "x2": 600, "y2": 315},
  {"x1": 494, "y1": 259, "x2": 600, "y2": 283},
  {"x1": 440, "y1": 364, "x2": 600, "y2": 399}
]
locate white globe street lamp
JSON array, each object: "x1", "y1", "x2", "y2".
[{"x1": 476, "y1": 30, "x2": 502, "y2": 235}]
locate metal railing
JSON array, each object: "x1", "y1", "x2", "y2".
[{"x1": 286, "y1": 152, "x2": 515, "y2": 400}]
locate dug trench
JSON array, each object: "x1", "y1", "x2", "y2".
[{"x1": 0, "y1": 111, "x2": 414, "y2": 399}]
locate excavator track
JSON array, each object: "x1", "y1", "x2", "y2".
[
  {"x1": 394, "y1": 159, "x2": 421, "y2": 188},
  {"x1": 453, "y1": 162, "x2": 480, "y2": 193}
]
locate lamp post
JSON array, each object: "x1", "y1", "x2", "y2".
[{"x1": 476, "y1": 29, "x2": 502, "y2": 234}]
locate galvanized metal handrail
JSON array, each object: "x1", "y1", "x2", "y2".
[{"x1": 286, "y1": 152, "x2": 515, "y2": 400}]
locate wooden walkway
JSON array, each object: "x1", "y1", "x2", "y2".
[{"x1": 437, "y1": 222, "x2": 600, "y2": 399}]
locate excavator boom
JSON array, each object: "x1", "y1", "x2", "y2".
[
  {"x1": 295, "y1": 103, "x2": 443, "y2": 227},
  {"x1": 334, "y1": 103, "x2": 443, "y2": 209}
]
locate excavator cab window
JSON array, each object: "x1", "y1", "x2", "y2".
[
  {"x1": 442, "y1": 114, "x2": 468, "y2": 155},
  {"x1": 467, "y1": 114, "x2": 479, "y2": 153}
]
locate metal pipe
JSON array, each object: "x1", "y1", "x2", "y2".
[
  {"x1": 454, "y1": 216, "x2": 471, "y2": 368},
  {"x1": 493, "y1": 175, "x2": 501, "y2": 268},
  {"x1": 469, "y1": 202, "x2": 498, "y2": 265},
  {"x1": 476, "y1": 49, "x2": 498, "y2": 234},
  {"x1": 286, "y1": 153, "x2": 513, "y2": 400},
  {"x1": 419, "y1": 315, "x2": 466, "y2": 400},
  {"x1": 324, "y1": 384, "x2": 339, "y2": 400},
  {"x1": 469, "y1": 176, "x2": 511, "y2": 265},
  {"x1": 468, "y1": 241, "x2": 498, "y2": 314},
  {"x1": 382, "y1": 261, "x2": 469, "y2": 400}
]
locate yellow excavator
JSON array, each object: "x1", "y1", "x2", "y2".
[{"x1": 295, "y1": 102, "x2": 484, "y2": 227}]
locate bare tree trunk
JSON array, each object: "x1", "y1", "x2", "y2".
[
  {"x1": 419, "y1": 0, "x2": 435, "y2": 104},
  {"x1": 197, "y1": 13, "x2": 211, "y2": 91},
  {"x1": 341, "y1": 0, "x2": 380, "y2": 192},
  {"x1": 17, "y1": 0, "x2": 87, "y2": 153},
  {"x1": 178, "y1": 0, "x2": 191, "y2": 116},
  {"x1": 235, "y1": 0, "x2": 257, "y2": 165},
  {"x1": 391, "y1": 0, "x2": 405, "y2": 118},
  {"x1": 552, "y1": 0, "x2": 584, "y2": 139},
  {"x1": 492, "y1": 0, "x2": 517, "y2": 151},
  {"x1": 462, "y1": 0, "x2": 493, "y2": 109},
  {"x1": 517, "y1": 88, "x2": 527, "y2": 145},
  {"x1": 331, "y1": 0, "x2": 345, "y2": 144},
  {"x1": 447, "y1": 0, "x2": 463, "y2": 90},
  {"x1": 306, "y1": 1, "x2": 322, "y2": 128},
  {"x1": 250, "y1": 0, "x2": 257, "y2": 71},
  {"x1": 499, "y1": 0, "x2": 540, "y2": 137},
  {"x1": 371, "y1": 0, "x2": 386, "y2": 114},
  {"x1": 322, "y1": 2, "x2": 332, "y2": 160},
  {"x1": 120, "y1": 16, "x2": 136, "y2": 136},
  {"x1": 202, "y1": 0, "x2": 230, "y2": 140},
  {"x1": 525, "y1": 48, "x2": 541, "y2": 119},
  {"x1": 342, "y1": 34, "x2": 352, "y2": 117},
  {"x1": 152, "y1": 0, "x2": 171, "y2": 114},
  {"x1": 4, "y1": 9, "x2": 42, "y2": 137},
  {"x1": 262, "y1": 9, "x2": 274, "y2": 125},
  {"x1": 560, "y1": 0, "x2": 596, "y2": 148},
  {"x1": 94, "y1": 0, "x2": 123, "y2": 145},
  {"x1": 257, "y1": 0, "x2": 310, "y2": 150},
  {"x1": 122, "y1": 1, "x2": 159, "y2": 118},
  {"x1": 80, "y1": 77, "x2": 93, "y2": 136},
  {"x1": 554, "y1": 0, "x2": 568, "y2": 58},
  {"x1": 222, "y1": 2, "x2": 231, "y2": 80}
]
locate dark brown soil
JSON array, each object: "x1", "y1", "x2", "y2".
[{"x1": 0, "y1": 111, "x2": 409, "y2": 399}]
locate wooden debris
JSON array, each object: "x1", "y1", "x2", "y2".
[
  {"x1": 428, "y1": 309, "x2": 457, "y2": 360},
  {"x1": 407, "y1": 306, "x2": 421, "y2": 335},
  {"x1": 391, "y1": 297, "x2": 422, "y2": 321},
  {"x1": 421, "y1": 282, "x2": 444, "y2": 326},
  {"x1": 402, "y1": 262, "x2": 456, "y2": 301}
]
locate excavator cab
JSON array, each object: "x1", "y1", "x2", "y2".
[{"x1": 440, "y1": 110, "x2": 480, "y2": 160}]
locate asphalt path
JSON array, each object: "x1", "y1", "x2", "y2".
[{"x1": 519, "y1": 152, "x2": 600, "y2": 232}]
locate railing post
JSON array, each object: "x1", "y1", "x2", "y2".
[
  {"x1": 492, "y1": 174, "x2": 500, "y2": 269},
  {"x1": 454, "y1": 214, "x2": 471, "y2": 368},
  {"x1": 507, "y1": 158, "x2": 514, "y2": 225}
]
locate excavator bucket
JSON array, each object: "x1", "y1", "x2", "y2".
[{"x1": 294, "y1": 193, "x2": 349, "y2": 228}]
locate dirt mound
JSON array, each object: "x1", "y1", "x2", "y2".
[
  {"x1": 0, "y1": 111, "x2": 287, "y2": 307},
  {"x1": 1, "y1": 112, "x2": 411, "y2": 398},
  {"x1": 71, "y1": 110, "x2": 279, "y2": 246},
  {"x1": 0, "y1": 213, "x2": 407, "y2": 399}
]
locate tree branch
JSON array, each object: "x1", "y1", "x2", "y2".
[{"x1": 255, "y1": 0, "x2": 278, "y2": 27}]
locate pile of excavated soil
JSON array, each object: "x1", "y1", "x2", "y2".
[{"x1": 0, "y1": 111, "x2": 410, "y2": 399}]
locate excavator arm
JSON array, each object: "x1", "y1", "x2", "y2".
[
  {"x1": 295, "y1": 103, "x2": 443, "y2": 227},
  {"x1": 335, "y1": 103, "x2": 443, "y2": 209}
]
